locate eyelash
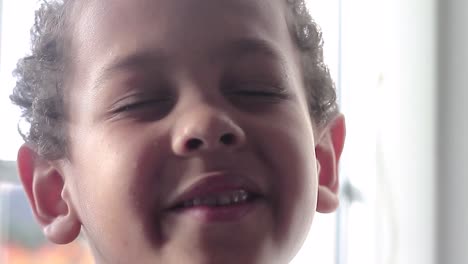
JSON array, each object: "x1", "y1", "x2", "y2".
[
  {"x1": 228, "y1": 83, "x2": 290, "y2": 100},
  {"x1": 112, "y1": 98, "x2": 172, "y2": 113},
  {"x1": 234, "y1": 90, "x2": 286, "y2": 97},
  {"x1": 110, "y1": 81, "x2": 288, "y2": 115},
  {"x1": 114, "y1": 100, "x2": 153, "y2": 112}
]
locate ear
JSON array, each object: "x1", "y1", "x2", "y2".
[
  {"x1": 315, "y1": 114, "x2": 346, "y2": 213},
  {"x1": 17, "y1": 144, "x2": 81, "y2": 244}
]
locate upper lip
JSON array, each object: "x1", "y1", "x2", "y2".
[{"x1": 165, "y1": 172, "x2": 263, "y2": 210}]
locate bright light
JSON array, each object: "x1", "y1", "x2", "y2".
[{"x1": 0, "y1": 0, "x2": 37, "y2": 161}]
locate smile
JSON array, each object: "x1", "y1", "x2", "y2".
[
  {"x1": 165, "y1": 174, "x2": 265, "y2": 222},
  {"x1": 174, "y1": 189, "x2": 254, "y2": 209}
]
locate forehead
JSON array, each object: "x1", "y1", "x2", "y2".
[
  {"x1": 71, "y1": 0, "x2": 294, "y2": 70},
  {"x1": 74, "y1": 0, "x2": 287, "y2": 37}
]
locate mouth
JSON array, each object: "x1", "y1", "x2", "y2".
[
  {"x1": 170, "y1": 189, "x2": 259, "y2": 209},
  {"x1": 165, "y1": 175, "x2": 265, "y2": 222}
]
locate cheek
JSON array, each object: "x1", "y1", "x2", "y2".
[
  {"x1": 261, "y1": 106, "x2": 317, "y2": 199},
  {"x1": 83, "y1": 131, "x2": 164, "y2": 212},
  {"x1": 254, "y1": 109, "x2": 318, "y2": 248},
  {"x1": 66, "y1": 125, "x2": 169, "y2": 256},
  {"x1": 273, "y1": 123, "x2": 317, "y2": 214}
]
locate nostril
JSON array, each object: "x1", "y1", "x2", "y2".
[
  {"x1": 220, "y1": 133, "x2": 236, "y2": 145},
  {"x1": 186, "y1": 138, "x2": 203, "y2": 150}
]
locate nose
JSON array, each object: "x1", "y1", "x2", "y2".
[{"x1": 171, "y1": 106, "x2": 246, "y2": 156}]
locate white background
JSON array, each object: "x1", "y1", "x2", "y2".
[{"x1": 0, "y1": 0, "x2": 35, "y2": 161}]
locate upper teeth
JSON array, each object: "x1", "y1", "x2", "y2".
[{"x1": 182, "y1": 190, "x2": 249, "y2": 208}]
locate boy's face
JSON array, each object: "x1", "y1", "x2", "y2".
[{"x1": 64, "y1": 0, "x2": 319, "y2": 263}]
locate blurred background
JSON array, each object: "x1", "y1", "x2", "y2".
[{"x1": 0, "y1": 0, "x2": 466, "y2": 263}]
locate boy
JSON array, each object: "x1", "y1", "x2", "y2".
[{"x1": 10, "y1": 0, "x2": 345, "y2": 263}]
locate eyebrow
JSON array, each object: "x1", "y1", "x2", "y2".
[
  {"x1": 93, "y1": 38, "x2": 285, "y2": 90},
  {"x1": 221, "y1": 38, "x2": 286, "y2": 63},
  {"x1": 93, "y1": 52, "x2": 169, "y2": 91}
]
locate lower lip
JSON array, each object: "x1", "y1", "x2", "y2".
[{"x1": 170, "y1": 199, "x2": 260, "y2": 222}]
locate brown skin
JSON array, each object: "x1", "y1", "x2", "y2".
[{"x1": 17, "y1": 0, "x2": 346, "y2": 263}]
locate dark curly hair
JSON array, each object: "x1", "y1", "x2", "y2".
[{"x1": 10, "y1": 0, "x2": 337, "y2": 160}]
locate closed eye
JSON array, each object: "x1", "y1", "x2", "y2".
[
  {"x1": 234, "y1": 90, "x2": 283, "y2": 97},
  {"x1": 113, "y1": 99, "x2": 166, "y2": 113},
  {"x1": 228, "y1": 86, "x2": 291, "y2": 101},
  {"x1": 109, "y1": 96, "x2": 174, "y2": 121},
  {"x1": 225, "y1": 85, "x2": 292, "y2": 113}
]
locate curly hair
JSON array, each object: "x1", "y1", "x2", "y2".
[
  {"x1": 285, "y1": 0, "x2": 338, "y2": 124},
  {"x1": 10, "y1": 0, "x2": 337, "y2": 160}
]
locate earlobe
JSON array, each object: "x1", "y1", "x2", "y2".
[
  {"x1": 315, "y1": 114, "x2": 346, "y2": 213},
  {"x1": 17, "y1": 144, "x2": 81, "y2": 244}
]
